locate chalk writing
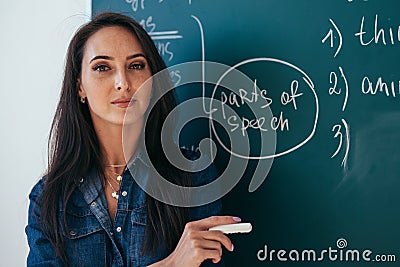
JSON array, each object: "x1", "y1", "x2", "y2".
[
  {"x1": 149, "y1": 31, "x2": 183, "y2": 40},
  {"x1": 119, "y1": 0, "x2": 399, "y2": 182},
  {"x1": 329, "y1": 67, "x2": 349, "y2": 111},
  {"x1": 139, "y1": 16, "x2": 156, "y2": 32},
  {"x1": 331, "y1": 118, "x2": 350, "y2": 168},
  {"x1": 333, "y1": 119, "x2": 350, "y2": 167},
  {"x1": 209, "y1": 57, "x2": 319, "y2": 160},
  {"x1": 271, "y1": 112, "x2": 290, "y2": 132},
  {"x1": 170, "y1": 70, "x2": 181, "y2": 86},
  {"x1": 125, "y1": 0, "x2": 145, "y2": 12},
  {"x1": 156, "y1": 42, "x2": 174, "y2": 61},
  {"x1": 331, "y1": 124, "x2": 344, "y2": 159},
  {"x1": 362, "y1": 76, "x2": 400, "y2": 97},
  {"x1": 280, "y1": 80, "x2": 303, "y2": 110},
  {"x1": 323, "y1": 18, "x2": 351, "y2": 166},
  {"x1": 355, "y1": 15, "x2": 400, "y2": 46},
  {"x1": 227, "y1": 116, "x2": 269, "y2": 137},
  {"x1": 127, "y1": 0, "x2": 193, "y2": 12},
  {"x1": 139, "y1": 16, "x2": 182, "y2": 62},
  {"x1": 219, "y1": 78, "x2": 290, "y2": 137},
  {"x1": 322, "y1": 19, "x2": 343, "y2": 58}
]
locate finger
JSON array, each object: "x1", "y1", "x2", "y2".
[
  {"x1": 212, "y1": 257, "x2": 222, "y2": 264},
  {"x1": 201, "y1": 230, "x2": 234, "y2": 252},
  {"x1": 195, "y1": 239, "x2": 223, "y2": 255},
  {"x1": 185, "y1": 216, "x2": 241, "y2": 231},
  {"x1": 201, "y1": 248, "x2": 222, "y2": 264}
]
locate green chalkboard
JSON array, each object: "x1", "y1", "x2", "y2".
[{"x1": 93, "y1": 1, "x2": 400, "y2": 266}]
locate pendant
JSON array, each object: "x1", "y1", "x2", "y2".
[
  {"x1": 111, "y1": 191, "x2": 119, "y2": 199},
  {"x1": 117, "y1": 175, "x2": 122, "y2": 182}
]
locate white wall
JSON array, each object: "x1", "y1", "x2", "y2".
[{"x1": 0, "y1": 1, "x2": 89, "y2": 266}]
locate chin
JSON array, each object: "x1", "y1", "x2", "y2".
[{"x1": 122, "y1": 114, "x2": 146, "y2": 127}]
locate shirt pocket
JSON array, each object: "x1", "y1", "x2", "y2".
[
  {"x1": 60, "y1": 192, "x2": 107, "y2": 266},
  {"x1": 129, "y1": 204, "x2": 146, "y2": 252},
  {"x1": 131, "y1": 205, "x2": 147, "y2": 226},
  {"x1": 129, "y1": 205, "x2": 150, "y2": 266},
  {"x1": 129, "y1": 205, "x2": 168, "y2": 266}
]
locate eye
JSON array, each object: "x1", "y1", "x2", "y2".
[
  {"x1": 129, "y1": 62, "x2": 146, "y2": 70},
  {"x1": 92, "y1": 64, "x2": 110, "y2": 72}
]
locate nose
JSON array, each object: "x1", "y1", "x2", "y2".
[{"x1": 115, "y1": 70, "x2": 130, "y2": 91}]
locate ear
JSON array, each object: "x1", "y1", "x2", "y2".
[{"x1": 77, "y1": 78, "x2": 86, "y2": 98}]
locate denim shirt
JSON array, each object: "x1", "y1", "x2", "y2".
[{"x1": 26, "y1": 152, "x2": 224, "y2": 267}]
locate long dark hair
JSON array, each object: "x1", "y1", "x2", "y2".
[{"x1": 40, "y1": 12, "x2": 189, "y2": 264}]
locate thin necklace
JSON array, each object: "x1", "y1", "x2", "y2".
[
  {"x1": 105, "y1": 164, "x2": 126, "y2": 168},
  {"x1": 109, "y1": 170, "x2": 123, "y2": 182},
  {"x1": 105, "y1": 166, "x2": 125, "y2": 182},
  {"x1": 105, "y1": 176, "x2": 119, "y2": 200},
  {"x1": 104, "y1": 169, "x2": 124, "y2": 200}
]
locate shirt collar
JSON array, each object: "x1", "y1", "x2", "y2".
[
  {"x1": 78, "y1": 168, "x2": 103, "y2": 205},
  {"x1": 126, "y1": 149, "x2": 150, "y2": 170}
]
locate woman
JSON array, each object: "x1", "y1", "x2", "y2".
[{"x1": 25, "y1": 12, "x2": 240, "y2": 266}]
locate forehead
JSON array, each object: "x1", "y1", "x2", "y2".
[{"x1": 83, "y1": 26, "x2": 144, "y2": 59}]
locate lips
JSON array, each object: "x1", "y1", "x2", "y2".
[{"x1": 111, "y1": 98, "x2": 135, "y2": 108}]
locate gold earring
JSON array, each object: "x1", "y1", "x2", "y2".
[{"x1": 80, "y1": 97, "x2": 86, "y2": 104}]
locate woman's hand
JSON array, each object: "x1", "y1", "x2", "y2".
[{"x1": 150, "y1": 216, "x2": 241, "y2": 267}]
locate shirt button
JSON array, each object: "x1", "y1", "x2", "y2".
[
  {"x1": 79, "y1": 178, "x2": 84, "y2": 183},
  {"x1": 91, "y1": 202, "x2": 96, "y2": 207},
  {"x1": 116, "y1": 227, "x2": 122, "y2": 232},
  {"x1": 121, "y1": 191, "x2": 127, "y2": 197}
]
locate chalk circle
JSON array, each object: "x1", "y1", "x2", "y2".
[
  {"x1": 122, "y1": 61, "x2": 277, "y2": 206},
  {"x1": 210, "y1": 58, "x2": 319, "y2": 160}
]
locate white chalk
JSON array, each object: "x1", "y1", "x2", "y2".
[{"x1": 209, "y1": 223, "x2": 252, "y2": 234}]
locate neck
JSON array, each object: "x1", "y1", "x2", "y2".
[{"x1": 92, "y1": 119, "x2": 143, "y2": 167}]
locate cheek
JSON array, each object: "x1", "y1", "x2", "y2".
[
  {"x1": 136, "y1": 79, "x2": 153, "y2": 103},
  {"x1": 85, "y1": 89, "x2": 111, "y2": 115},
  {"x1": 81, "y1": 76, "x2": 110, "y2": 103},
  {"x1": 87, "y1": 94, "x2": 106, "y2": 108},
  {"x1": 86, "y1": 87, "x2": 107, "y2": 103}
]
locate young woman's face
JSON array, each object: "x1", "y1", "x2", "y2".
[{"x1": 78, "y1": 26, "x2": 153, "y2": 127}]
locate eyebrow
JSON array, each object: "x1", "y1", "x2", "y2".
[{"x1": 89, "y1": 53, "x2": 147, "y2": 63}]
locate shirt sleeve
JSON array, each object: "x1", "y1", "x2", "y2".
[{"x1": 25, "y1": 178, "x2": 64, "y2": 267}]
